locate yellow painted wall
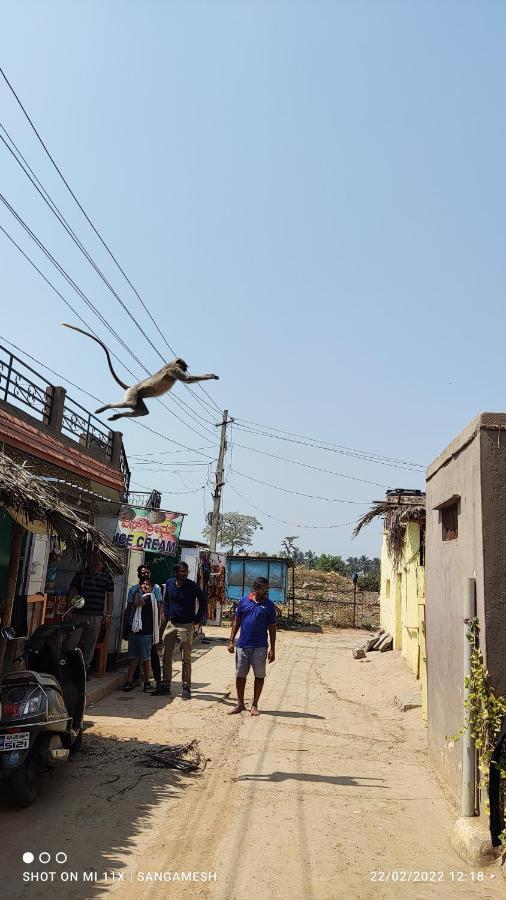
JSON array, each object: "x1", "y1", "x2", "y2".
[{"x1": 378, "y1": 520, "x2": 427, "y2": 720}]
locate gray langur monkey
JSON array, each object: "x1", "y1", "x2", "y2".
[{"x1": 62, "y1": 323, "x2": 219, "y2": 421}]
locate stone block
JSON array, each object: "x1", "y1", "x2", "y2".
[
  {"x1": 353, "y1": 647, "x2": 366, "y2": 659},
  {"x1": 378, "y1": 634, "x2": 393, "y2": 652},
  {"x1": 451, "y1": 817, "x2": 497, "y2": 867}
]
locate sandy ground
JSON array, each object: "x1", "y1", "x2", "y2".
[{"x1": 1, "y1": 628, "x2": 503, "y2": 900}]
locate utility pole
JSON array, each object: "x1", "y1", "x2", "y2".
[{"x1": 209, "y1": 410, "x2": 230, "y2": 551}]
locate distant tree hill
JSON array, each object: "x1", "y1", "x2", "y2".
[
  {"x1": 278, "y1": 538, "x2": 380, "y2": 592},
  {"x1": 204, "y1": 519, "x2": 381, "y2": 592}
]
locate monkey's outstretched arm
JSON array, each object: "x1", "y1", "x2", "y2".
[
  {"x1": 174, "y1": 370, "x2": 219, "y2": 384},
  {"x1": 61, "y1": 323, "x2": 130, "y2": 391}
]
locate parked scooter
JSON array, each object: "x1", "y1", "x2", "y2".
[{"x1": 0, "y1": 596, "x2": 87, "y2": 807}]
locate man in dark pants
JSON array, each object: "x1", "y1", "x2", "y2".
[
  {"x1": 228, "y1": 577, "x2": 276, "y2": 716},
  {"x1": 152, "y1": 562, "x2": 206, "y2": 699},
  {"x1": 67, "y1": 560, "x2": 114, "y2": 678}
]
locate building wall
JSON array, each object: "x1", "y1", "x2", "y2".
[
  {"x1": 479, "y1": 428, "x2": 506, "y2": 697},
  {"x1": 379, "y1": 534, "x2": 397, "y2": 643},
  {"x1": 425, "y1": 419, "x2": 485, "y2": 807},
  {"x1": 379, "y1": 521, "x2": 424, "y2": 672},
  {"x1": 401, "y1": 521, "x2": 425, "y2": 677}
]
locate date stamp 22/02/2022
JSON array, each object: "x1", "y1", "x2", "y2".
[{"x1": 369, "y1": 870, "x2": 496, "y2": 884}]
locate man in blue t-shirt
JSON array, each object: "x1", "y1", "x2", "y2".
[{"x1": 227, "y1": 576, "x2": 277, "y2": 716}]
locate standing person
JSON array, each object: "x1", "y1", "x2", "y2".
[
  {"x1": 228, "y1": 577, "x2": 276, "y2": 716},
  {"x1": 67, "y1": 560, "x2": 114, "y2": 679},
  {"x1": 128, "y1": 564, "x2": 163, "y2": 690},
  {"x1": 122, "y1": 578, "x2": 158, "y2": 692},
  {"x1": 152, "y1": 561, "x2": 206, "y2": 699}
]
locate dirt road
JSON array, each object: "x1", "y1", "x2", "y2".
[{"x1": 1, "y1": 628, "x2": 503, "y2": 900}]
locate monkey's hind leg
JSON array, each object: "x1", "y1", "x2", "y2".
[
  {"x1": 95, "y1": 400, "x2": 131, "y2": 415},
  {"x1": 108, "y1": 399, "x2": 149, "y2": 422}
]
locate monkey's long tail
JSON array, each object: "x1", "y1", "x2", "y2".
[{"x1": 61, "y1": 323, "x2": 130, "y2": 390}]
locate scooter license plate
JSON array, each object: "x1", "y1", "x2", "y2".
[{"x1": 0, "y1": 732, "x2": 30, "y2": 751}]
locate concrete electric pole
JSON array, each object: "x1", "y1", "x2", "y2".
[{"x1": 209, "y1": 410, "x2": 230, "y2": 551}]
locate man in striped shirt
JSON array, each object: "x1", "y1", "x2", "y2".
[{"x1": 68, "y1": 560, "x2": 114, "y2": 677}]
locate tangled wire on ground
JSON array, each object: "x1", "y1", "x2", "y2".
[{"x1": 141, "y1": 740, "x2": 207, "y2": 773}]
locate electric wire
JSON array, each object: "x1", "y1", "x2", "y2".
[
  {"x1": 230, "y1": 469, "x2": 372, "y2": 505},
  {"x1": 0, "y1": 67, "x2": 221, "y2": 415},
  {"x1": 227, "y1": 483, "x2": 357, "y2": 530},
  {"x1": 233, "y1": 421, "x2": 425, "y2": 471},
  {"x1": 230, "y1": 441, "x2": 394, "y2": 489},
  {"x1": 0, "y1": 122, "x2": 217, "y2": 431},
  {"x1": 0, "y1": 207, "x2": 216, "y2": 440},
  {"x1": 0, "y1": 333, "x2": 217, "y2": 462}
]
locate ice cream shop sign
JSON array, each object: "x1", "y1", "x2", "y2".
[{"x1": 113, "y1": 506, "x2": 185, "y2": 554}]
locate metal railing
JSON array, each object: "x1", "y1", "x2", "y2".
[
  {"x1": 126, "y1": 489, "x2": 161, "y2": 508},
  {"x1": 0, "y1": 345, "x2": 52, "y2": 421},
  {"x1": 61, "y1": 393, "x2": 113, "y2": 455},
  {"x1": 0, "y1": 343, "x2": 131, "y2": 493}
]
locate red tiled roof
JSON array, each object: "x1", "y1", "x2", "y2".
[{"x1": 0, "y1": 407, "x2": 124, "y2": 494}]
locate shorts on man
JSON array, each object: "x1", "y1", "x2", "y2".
[{"x1": 235, "y1": 646, "x2": 268, "y2": 678}]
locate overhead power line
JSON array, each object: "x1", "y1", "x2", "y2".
[
  {"x1": 0, "y1": 121, "x2": 217, "y2": 431},
  {"x1": 0, "y1": 334, "x2": 217, "y2": 463},
  {"x1": 230, "y1": 441, "x2": 394, "y2": 489},
  {"x1": 233, "y1": 420, "x2": 425, "y2": 471},
  {"x1": 0, "y1": 147, "x2": 216, "y2": 434},
  {"x1": 0, "y1": 209, "x2": 215, "y2": 441},
  {"x1": 0, "y1": 66, "x2": 221, "y2": 415},
  {"x1": 230, "y1": 469, "x2": 371, "y2": 505},
  {"x1": 228, "y1": 483, "x2": 357, "y2": 530}
]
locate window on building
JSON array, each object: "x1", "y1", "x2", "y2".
[
  {"x1": 385, "y1": 578, "x2": 391, "y2": 598},
  {"x1": 442, "y1": 502, "x2": 459, "y2": 541}
]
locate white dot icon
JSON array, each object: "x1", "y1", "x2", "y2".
[
  {"x1": 23, "y1": 852, "x2": 34, "y2": 864},
  {"x1": 56, "y1": 852, "x2": 67, "y2": 864}
]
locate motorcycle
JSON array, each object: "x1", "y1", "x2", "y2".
[{"x1": 0, "y1": 595, "x2": 87, "y2": 807}]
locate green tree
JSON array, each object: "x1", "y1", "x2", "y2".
[
  {"x1": 315, "y1": 554, "x2": 348, "y2": 575},
  {"x1": 304, "y1": 550, "x2": 318, "y2": 569},
  {"x1": 358, "y1": 572, "x2": 380, "y2": 592},
  {"x1": 281, "y1": 535, "x2": 300, "y2": 559},
  {"x1": 202, "y1": 512, "x2": 262, "y2": 554}
]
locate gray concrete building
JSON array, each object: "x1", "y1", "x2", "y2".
[{"x1": 426, "y1": 413, "x2": 506, "y2": 807}]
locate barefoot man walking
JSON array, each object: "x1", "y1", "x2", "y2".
[{"x1": 228, "y1": 577, "x2": 276, "y2": 716}]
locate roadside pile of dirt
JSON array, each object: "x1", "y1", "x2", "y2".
[{"x1": 292, "y1": 566, "x2": 380, "y2": 629}]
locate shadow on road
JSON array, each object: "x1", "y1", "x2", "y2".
[
  {"x1": 237, "y1": 771, "x2": 386, "y2": 786},
  {"x1": 0, "y1": 730, "x2": 207, "y2": 900},
  {"x1": 260, "y1": 709, "x2": 326, "y2": 720}
]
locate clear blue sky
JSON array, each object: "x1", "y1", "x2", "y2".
[{"x1": 1, "y1": 1, "x2": 505, "y2": 558}]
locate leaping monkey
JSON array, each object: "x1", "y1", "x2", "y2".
[{"x1": 62, "y1": 323, "x2": 219, "y2": 421}]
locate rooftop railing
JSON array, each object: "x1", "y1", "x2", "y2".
[{"x1": 0, "y1": 343, "x2": 130, "y2": 493}]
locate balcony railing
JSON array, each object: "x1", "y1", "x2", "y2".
[
  {"x1": 0, "y1": 347, "x2": 52, "y2": 421},
  {"x1": 126, "y1": 489, "x2": 161, "y2": 509},
  {"x1": 0, "y1": 343, "x2": 130, "y2": 493}
]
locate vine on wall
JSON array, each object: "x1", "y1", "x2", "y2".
[{"x1": 451, "y1": 618, "x2": 506, "y2": 836}]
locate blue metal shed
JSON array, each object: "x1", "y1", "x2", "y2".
[{"x1": 226, "y1": 555, "x2": 295, "y2": 607}]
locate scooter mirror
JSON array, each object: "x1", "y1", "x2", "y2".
[
  {"x1": 71, "y1": 596, "x2": 86, "y2": 610},
  {"x1": 1, "y1": 626, "x2": 16, "y2": 640}
]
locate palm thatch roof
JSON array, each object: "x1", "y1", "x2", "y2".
[
  {"x1": 0, "y1": 453, "x2": 123, "y2": 574},
  {"x1": 353, "y1": 494, "x2": 426, "y2": 570}
]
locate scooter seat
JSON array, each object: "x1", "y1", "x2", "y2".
[{"x1": 2, "y1": 670, "x2": 60, "y2": 690}]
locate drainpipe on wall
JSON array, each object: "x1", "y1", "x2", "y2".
[{"x1": 461, "y1": 577, "x2": 477, "y2": 817}]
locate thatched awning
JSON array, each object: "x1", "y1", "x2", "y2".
[
  {"x1": 353, "y1": 497, "x2": 426, "y2": 570},
  {"x1": 0, "y1": 453, "x2": 123, "y2": 574}
]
